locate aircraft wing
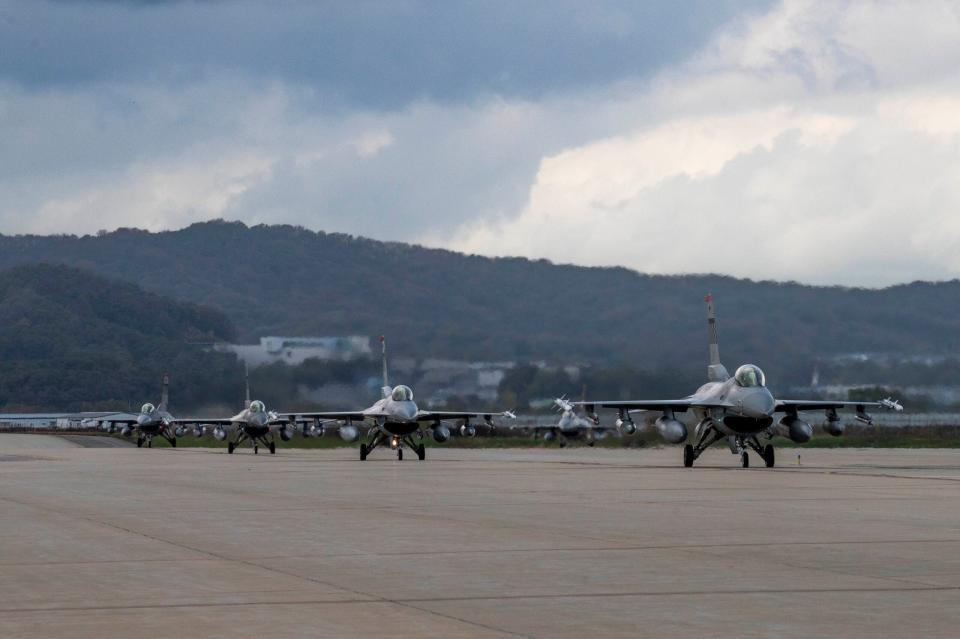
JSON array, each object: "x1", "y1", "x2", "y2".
[
  {"x1": 775, "y1": 399, "x2": 903, "y2": 412},
  {"x1": 576, "y1": 400, "x2": 733, "y2": 413},
  {"x1": 170, "y1": 418, "x2": 235, "y2": 427},
  {"x1": 97, "y1": 417, "x2": 138, "y2": 426},
  {"x1": 414, "y1": 410, "x2": 516, "y2": 423},
  {"x1": 277, "y1": 411, "x2": 370, "y2": 422}
]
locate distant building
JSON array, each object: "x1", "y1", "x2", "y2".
[
  {"x1": 0, "y1": 412, "x2": 138, "y2": 429},
  {"x1": 216, "y1": 336, "x2": 372, "y2": 367}
]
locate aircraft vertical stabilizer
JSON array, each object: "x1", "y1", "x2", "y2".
[
  {"x1": 244, "y1": 362, "x2": 252, "y2": 409},
  {"x1": 380, "y1": 336, "x2": 391, "y2": 399},
  {"x1": 159, "y1": 372, "x2": 170, "y2": 410},
  {"x1": 705, "y1": 294, "x2": 730, "y2": 382}
]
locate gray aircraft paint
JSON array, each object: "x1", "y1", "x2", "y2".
[
  {"x1": 281, "y1": 337, "x2": 514, "y2": 460},
  {"x1": 579, "y1": 295, "x2": 902, "y2": 468}
]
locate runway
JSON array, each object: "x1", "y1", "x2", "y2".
[{"x1": 1, "y1": 435, "x2": 959, "y2": 638}]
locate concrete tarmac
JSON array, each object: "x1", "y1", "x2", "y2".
[{"x1": 1, "y1": 436, "x2": 959, "y2": 638}]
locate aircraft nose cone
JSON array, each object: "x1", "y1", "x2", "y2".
[
  {"x1": 250, "y1": 413, "x2": 268, "y2": 427},
  {"x1": 742, "y1": 390, "x2": 776, "y2": 417},
  {"x1": 398, "y1": 402, "x2": 418, "y2": 421}
]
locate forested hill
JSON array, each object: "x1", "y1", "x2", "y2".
[
  {"x1": 0, "y1": 264, "x2": 243, "y2": 411},
  {"x1": 1, "y1": 221, "x2": 959, "y2": 385}
]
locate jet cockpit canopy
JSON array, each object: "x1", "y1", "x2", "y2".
[
  {"x1": 391, "y1": 385, "x2": 414, "y2": 402},
  {"x1": 249, "y1": 400, "x2": 266, "y2": 413},
  {"x1": 734, "y1": 364, "x2": 766, "y2": 388},
  {"x1": 141, "y1": 403, "x2": 155, "y2": 414}
]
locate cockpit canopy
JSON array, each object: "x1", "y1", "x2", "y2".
[
  {"x1": 391, "y1": 385, "x2": 414, "y2": 402},
  {"x1": 734, "y1": 364, "x2": 766, "y2": 388},
  {"x1": 141, "y1": 403, "x2": 155, "y2": 414},
  {"x1": 249, "y1": 400, "x2": 266, "y2": 414}
]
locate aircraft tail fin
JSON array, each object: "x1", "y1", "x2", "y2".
[
  {"x1": 705, "y1": 294, "x2": 730, "y2": 382},
  {"x1": 380, "y1": 336, "x2": 391, "y2": 399},
  {"x1": 159, "y1": 372, "x2": 170, "y2": 410},
  {"x1": 244, "y1": 362, "x2": 251, "y2": 409}
]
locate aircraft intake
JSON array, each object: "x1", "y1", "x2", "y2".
[
  {"x1": 212, "y1": 426, "x2": 227, "y2": 441},
  {"x1": 778, "y1": 414, "x2": 812, "y2": 443},
  {"x1": 433, "y1": 425, "x2": 451, "y2": 443},
  {"x1": 460, "y1": 424, "x2": 476, "y2": 438},
  {"x1": 339, "y1": 425, "x2": 359, "y2": 442},
  {"x1": 655, "y1": 417, "x2": 688, "y2": 443}
]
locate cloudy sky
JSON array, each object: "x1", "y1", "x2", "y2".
[{"x1": 2, "y1": 0, "x2": 960, "y2": 286}]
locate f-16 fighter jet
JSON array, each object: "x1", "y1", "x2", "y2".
[
  {"x1": 178, "y1": 369, "x2": 296, "y2": 454},
  {"x1": 521, "y1": 396, "x2": 632, "y2": 447},
  {"x1": 98, "y1": 373, "x2": 182, "y2": 448},
  {"x1": 281, "y1": 337, "x2": 515, "y2": 460},
  {"x1": 579, "y1": 296, "x2": 902, "y2": 468}
]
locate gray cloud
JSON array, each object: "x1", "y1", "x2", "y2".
[{"x1": 0, "y1": 1, "x2": 770, "y2": 108}]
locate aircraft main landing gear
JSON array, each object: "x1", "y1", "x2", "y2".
[
  {"x1": 228, "y1": 441, "x2": 235, "y2": 454},
  {"x1": 360, "y1": 443, "x2": 368, "y2": 461},
  {"x1": 397, "y1": 447, "x2": 403, "y2": 461},
  {"x1": 683, "y1": 444, "x2": 694, "y2": 468},
  {"x1": 417, "y1": 444, "x2": 426, "y2": 460},
  {"x1": 762, "y1": 444, "x2": 775, "y2": 468},
  {"x1": 741, "y1": 451, "x2": 749, "y2": 468}
]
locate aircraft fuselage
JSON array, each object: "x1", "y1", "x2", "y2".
[{"x1": 689, "y1": 378, "x2": 776, "y2": 436}]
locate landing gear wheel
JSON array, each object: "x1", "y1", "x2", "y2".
[
  {"x1": 228, "y1": 441, "x2": 235, "y2": 454},
  {"x1": 136, "y1": 437, "x2": 143, "y2": 448},
  {"x1": 147, "y1": 439, "x2": 152, "y2": 448},
  {"x1": 254, "y1": 445, "x2": 259, "y2": 455},
  {"x1": 417, "y1": 444, "x2": 426, "y2": 461},
  {"x1": 360, "y1": 443, "x2": 367, "y2": 461},
  {"x1": 269, "y1": 442, "x2": 276, "y2": 455},
  {"x1": 741, "y1": 451, "x2": 750, "y2": 468},
  {"x1": 170, "y1": 438, "x2": 177, "y2": 448},
  {"x1": 398, "y1": 448, "x2": 403, "y2": 461},
  {"x1": 559, "y1": 440, "x2": 567, "y2": 448},
  {"x1": 683, "y1": 444, "x2": 694, "y2": 468},
  {"x1": 763, "y1": 444, "x2": 775, "y2": 468}
]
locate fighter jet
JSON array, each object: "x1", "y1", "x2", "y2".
[
  {"x1": 281, "y1": 337, "x2": 515, "y2": 460},
  {"x1": 579, "y1": 295, "x2": 903, "y2": 468},
  {"x1": 98, "y1": 373, "x2": 182, "y2": 448},
  {"x1": 177, "y1": 369, "x2": 296, "y2": 455},
  {"x1": 522, "y1": 395, "x2": 632, "y2": 447}
]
